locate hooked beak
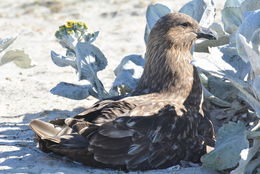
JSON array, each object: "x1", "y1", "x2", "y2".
[{"x1": 196, "y1": 27, "x2": 218, "y2": 40}]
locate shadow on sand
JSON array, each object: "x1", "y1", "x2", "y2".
[{"x1": 0, "y1": 107, "x2": 113, "y2": 173}]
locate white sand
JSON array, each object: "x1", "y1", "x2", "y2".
[{"x1": 0, "y1": 0, "x2": 222, "y2": 173}]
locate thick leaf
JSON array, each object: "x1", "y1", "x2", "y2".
[
  {"x1": 252, "y1": 76, "x2": 260, "y2": 98},
  {"x1": 194, "y1": 23, "x2": 230, "y2": 53},
  {"x1": 240, "y1": 0, "x2": 260, "y2": 14},
  {"x1": 58, "y1": 34, "x2": 78, "y2": 51},
  {"x1": 194, "y1": 36, "x2": 229, "y2": 53},
  {"x1": 207, "y1": 75, "x2": 238, "y2": 103},
  {"x1": 197, "y1": 0, "x2": 215, "y2": 28},
  {"x1": 171, "y1": 167, "x2": 219, "y2": 174},
  {"x1": 221, "y1": 0, "x2": 243, "y2": 34},
  {"x1": 222, "y1": 0, "x2": 260, "y2": 34},
  {"x1": 51, "y1": 38, "x2": 108, "y2": 99},
  {"x1": 230, "y1": 138, "x2": 260, "y2": 174},
  {"x1": 192, "y1": 38, "x2": 260, "y2": 117},
  {"x1": 192, "y1": 47, "x2": 250, "y2": 79},
  {"x1": 202, "y1": 85, "x2": 232, "y2": 107},
  {"x1": 146, "y1": 3, "x2": 172, "y2": 29},
  {"x1": 51, "y1": 21, "x2": 108, "y2": 99},
  {"x1": 201, "y1": 122, "x2": 249, "y2": 170},
  {"x1": 228, "y1": 78, "x2": 260, "y2": 117},
  {"x1": 144, "y1": 3, "x2": 172, "y2": 44},
  {"x1": 192, "y1": 47, "x2": 237, "y2": 76},
  {"x1": 111, "y1": 54, "x2": 144, "y2": 95},
  {"x1": 0, "y1": 50, "x2": 34, "y2": 68},
  {"x1": 75, "y1": 42, "x2": 107, "y2": 79},
  {"x1": 51, "y1": 50, "x2": 76, "y2": 68},
  {"x1": 179, "y1": 0, "x2": 216, "y2": 53},
  {"x1": 84, "y1": 31, "x2": 99, "y2": 43},
  {"x1": 129, "y1": 166, "x2": 219, "y2": 174},
  {"x1": 50, "y1": 82, "x2": 93, "y2": 100},
  {"x1": 236, "y1": 10, "x2": 260, "y2": 76},
  {"x1": 74, "y1": 42, "x2": 108, "y2": 99},
  {"x1": 192, "y1": 48, "x2": 244, "y2": 106},
  {"x1": 0, "y1": 36, "x2": 17, "y2": 52},
  {"x1": 179, "y1": 0, "x2": 215, "y2": 27},
  {"x1": 219, "y1": 46, "x2": 250, "y2": 79}
]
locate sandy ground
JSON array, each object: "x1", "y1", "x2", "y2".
[{"x1": 0, "y1": 0, "x2": 222, "y2": 173}]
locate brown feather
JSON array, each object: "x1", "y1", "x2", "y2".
[{"x1": 29, "y1": 13, "x2": 215, "y2": 171}]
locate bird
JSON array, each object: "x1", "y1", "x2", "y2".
[{"x1": 29, "y1": 13, "x2": 217, "y2": 171}]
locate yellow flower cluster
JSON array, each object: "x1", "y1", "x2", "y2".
[
  {"x1": 58, "y1": 21, "x2": 88, "y2": 35},
  {"x1": 66, "y1": 21, "x2": 88, "y2": 29}
]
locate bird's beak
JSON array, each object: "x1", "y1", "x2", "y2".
[{"x1": 196, "y1": 27, "x2": 218, "y2": 40}]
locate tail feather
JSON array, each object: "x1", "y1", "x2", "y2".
[{"x1": 29, "y1": 120, "x2": 62, "y2": 143}]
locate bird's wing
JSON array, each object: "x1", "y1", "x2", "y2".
[
  {"x1": 48, "y1": 99, "x2": 137, "y2": 128},
  {"x1": 30, "y1": 104, "x2": 206, "y2": 170},
  {"x1": 68, "y1": 94, "x2": 173, "y2": 125},
  {"x1": 77, "y1": 105, "x2": 196, "y2": 170},
  {"x1": 75, "y1": 99, "x2": 136, "y2": 124}
]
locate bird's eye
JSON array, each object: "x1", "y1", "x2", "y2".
[{"x1": 180, "y1": 22, "x2": 190, "y2": 27}]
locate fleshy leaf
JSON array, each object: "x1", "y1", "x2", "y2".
[
  {"x1": 52, "y1": 42, "x2": 107, "y2": 82},
  {"x1": 144, "y1": 3, "x2": 172, "y2": 44},
  {"x1": 202, "y1": 85, "x2": 232, "y2": 107},
  {"x1": 74, "y1": 42, "x2": 108, "y2": 99},
  {"x1": 180, "y1": 0, "x2": 216, "y2": 53},
  {"x1": 222, "y1": 0, "x2": 260, "y2": 34},
  {"x1": 194, "y1": 23, "x2": 230, "y2": 53},
  {"x1": 171, "y1": 167, "x2": 219, "y2": 174},
  {"x1": 221, "y1": 0, "x2": 243, "y2": 34},
  {"x1": 50, "y1": 82, "x2": 94, "y2": 100},
  {"x1": 75, "y1": 42, "x2": 107, "y2": 80},
  {"x1": 57, "y1": 33, "x2": 78, "y2": 51},
  {"x1": 230, "y1": 138, "x2": 260, "y2": 174},
  {"x1": 201, "y1": 122, "x2": 249, "y2": 170},
  {"x1": 0, "y1": 50, "x2": 34, "y2": 68},
  {"x1": 252, "y1": 76, "x2": 260, "y2": 98},
  {"x1": 51, "y1": 50, "x2": 76, "y2": 68},
  {"x1": 84, "y1": 31, "x2": 99, "y2": 43},
  {"x1": 52, "y1": 21, "x2": 109, "y2": 99},
  {"x1": 179, "y1": 0, "x2": 215, "y2": 27},
  {"x1": 192, "y1": 47, "x2": 236, "y2": 76},
  {"x1": 236, "y1": 10, "x2": 260, "y2": 76},
  {"x1": 241, "y1": 0, "x2": 260, "y2": 14},
  {"x1": 0, "y1": 36, "x2": 17, "y2": 52},
  {"x1": 228, "y1": 78, "x2": 260, "y2": 117},
  {"x1": 110, "y1": 54, "x2": 144, "y2": 95},
  {"x1": 192, "y1": 47, "x2": 250, "y2": 78}
]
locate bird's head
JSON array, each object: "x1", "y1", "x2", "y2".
[{"x1": 148, "y1": 13, "x2": 217, "y2": 50}]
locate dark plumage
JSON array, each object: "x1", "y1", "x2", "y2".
[{"x1": 29, "y1": 13, "x2": 217, "y2": 171}]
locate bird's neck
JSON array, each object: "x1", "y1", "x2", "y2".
[{"x1": 134, "y1": 44, "x2": 202, "y2": 107}]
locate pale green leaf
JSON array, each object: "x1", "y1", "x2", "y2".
[
  {"x1": 0, "y1": 50, "x2": 34, "y2": 68},
  {"x1": 0, "y1": 36, "x2": 16, "y2": 52},
  {"x1": 231, "y1": 138, "x2": 260, "y2": 174},
  {"x1": 201, "y1": 122, "x2": 249, "y2": 170},
  {"x1": 144, "y1": 3, "x2": 172, "y2": 44},
  {"x1": 111, "y1": 54, "x2": 144, "y2": 95},
  {"x1": 50, "y1": 82, "x2": 94, "y2": 100}
]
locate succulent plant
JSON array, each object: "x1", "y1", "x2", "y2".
[
  {"x1": 49, "y1": 2, "x2": 260, "y2": 173},
  {"x1": 111, "y1": 1, "x2": 260, "y2": 173},
  {"x1": 0, "y1": 36, "x2": 33, "y2": 68},
  {"x1": 109, "y1": 54, "x2": 145, "y2": 96},
  {"x1": 191, "y1": 2, "x2": 260, "y2": 173},
  {"x1": 51, "y1": 21, "x2": 109, "y2": 100}
]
